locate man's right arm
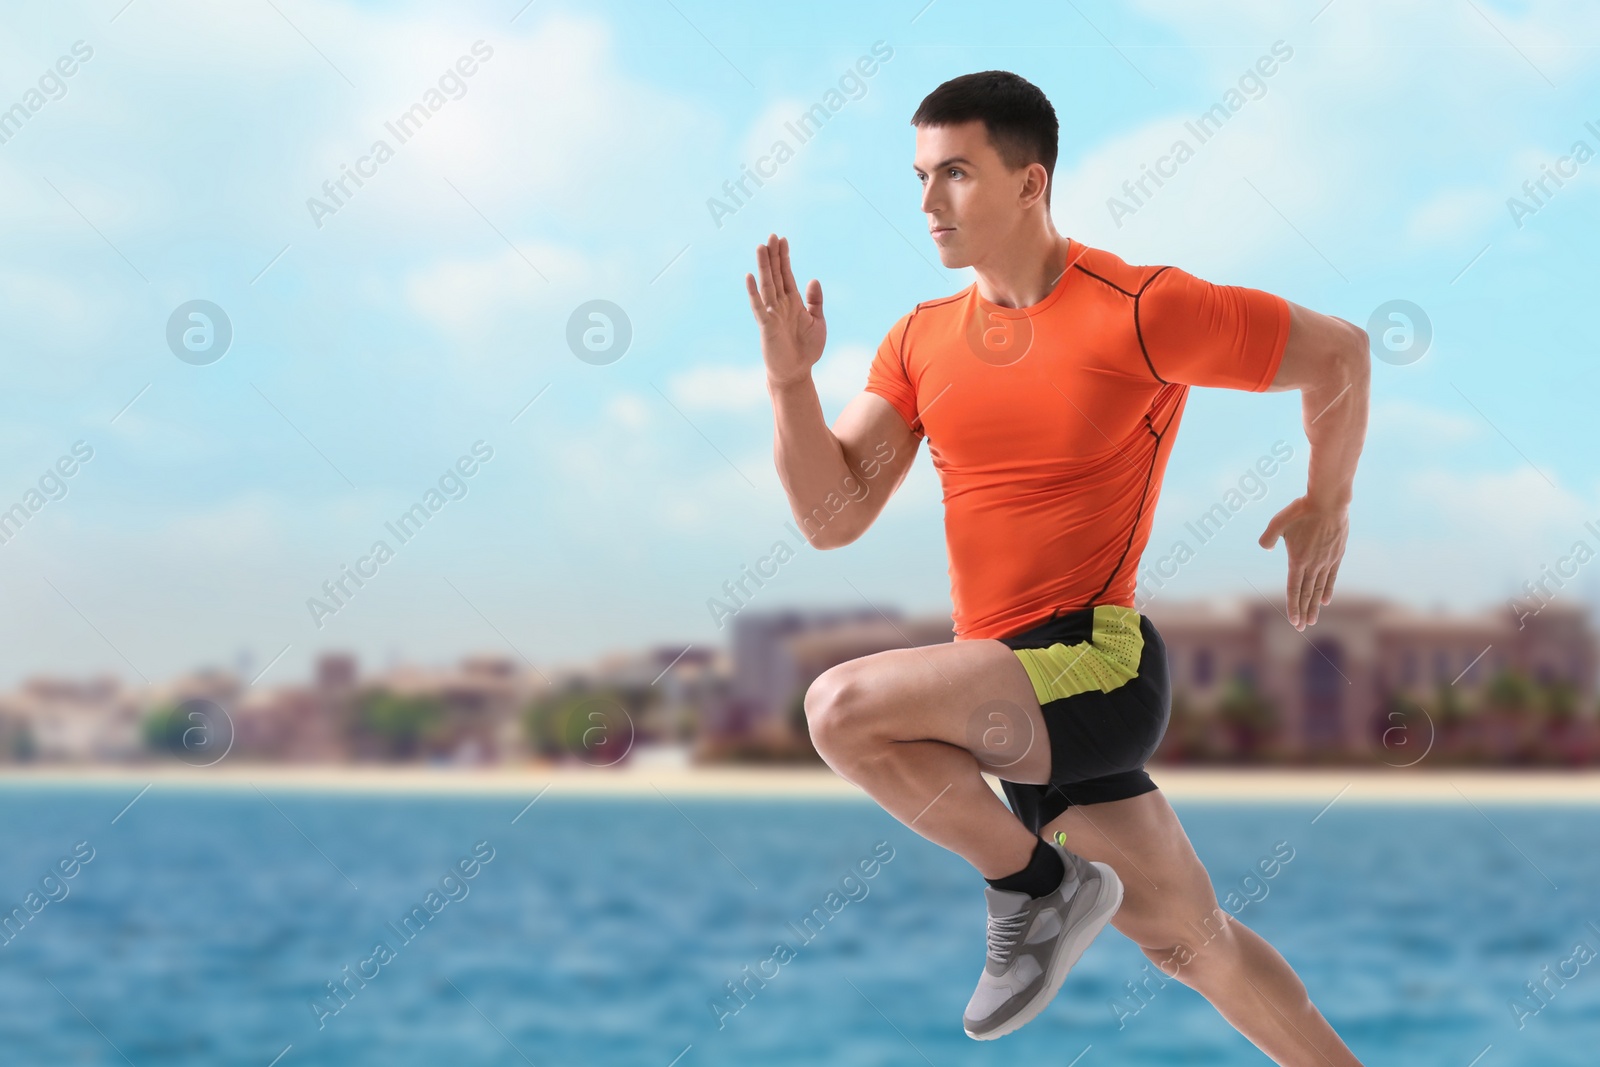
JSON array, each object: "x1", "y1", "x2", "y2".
[
  {"x1": 746, "y1": 232, "x2": 921, "y2": 550},
  {"x1": 768, "y1": 377, "x2": 920, "y2": 550}
]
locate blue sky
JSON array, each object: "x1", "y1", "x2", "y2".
[{"x1": 0, "y1": 0, "x2": 1596, "y2": 689}]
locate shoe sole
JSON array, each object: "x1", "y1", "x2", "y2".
[{"x1": 964, "y1": 860, "x2": 1125, "y2": 1041}]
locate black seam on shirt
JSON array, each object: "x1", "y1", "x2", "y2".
[
  {"x1": 895, "y1": 308, "x2": 926, "y2": 438},
  {"x1": 1071, "y1": 263, "x2": 1138, "y2": 297},
  {"x1": 1158, "y1": 392, "x2": 1185, "y2": 436},
  {"x1": 895, "y1": 310, "x2": 914, "y2": 369},
  {"x1": 1088, "y1": 410, "x2": 1163, "y2": 606},
  {"x1": 1131, "y1": 266, "x2": 1174, "y2": 385},
  {"x1": 1134, "y1": 267, "x2": 1172, "y2": 297}
]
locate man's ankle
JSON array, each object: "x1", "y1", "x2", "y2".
[{"x1": 985, "y1": 837, "x2": 1067, "y2": 898}]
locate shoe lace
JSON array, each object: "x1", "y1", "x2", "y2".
[{"x1": 986, "y1": 909, "x2": 1032, "y2": 965}]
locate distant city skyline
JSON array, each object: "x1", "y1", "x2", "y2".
[{"x1": 4, "y1": 589, "x2": 1594, "y2": 773}]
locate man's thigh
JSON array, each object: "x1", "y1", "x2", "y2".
[
  {"x1": 1041, "y1": 788, "x2": 1227, "y2": 956},
  {"x1": 807, "y1": 638, "x2": 1053, "y2": 785}
]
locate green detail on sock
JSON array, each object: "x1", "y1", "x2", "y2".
[
  {"x1": 1012, "y1": 604, "x2": 1144, "y2": 705},
  {"x1": 1054, "y1": 830, "x2": 1068, "y2": 846}
]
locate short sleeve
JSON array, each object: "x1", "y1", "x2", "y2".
[
  {"x1": 863, "y1": 312, "x2": 925, "y2": 439},
  {"x1": 1135, "y1": 265, "x2": 1290, "y2": 391}
]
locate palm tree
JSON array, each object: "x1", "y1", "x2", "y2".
[
  {"x1": 1534, "y1": 678, "x2": 1583, "y2": 764},
  {"x1": 1485, "y1": 669, "x2": 1533, "y2": 713},
  {"x1": 1479, "y1": 669, "x2": 1537, "y2": 764},
  {"x1": 1215, "y1": 676, "x2": 1277, "y2": 761},
  {"x1": 522, "y1": 687, "x2": 635, "y2": 765},
  {"x1": 355, "y1": 691, "x2": 446, "y2": 760},
  {"x1": 1153, "y1": 690, "x2": 1211, "y2": 763},
  {"x1": 1430, "y1": 678, "x2": 1472, "y2": 764}
]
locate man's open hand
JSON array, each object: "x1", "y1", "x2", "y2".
[
  {"x1": 745, "y1": 233, "x2": 826, "y2": 387},
  {"x1": 1258, "y1": 496, "x2": 1349, "y2": 630}
]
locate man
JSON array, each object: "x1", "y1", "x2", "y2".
[{"x1": 745, "y1": 70, "x2": 1368, "y2": 1060}]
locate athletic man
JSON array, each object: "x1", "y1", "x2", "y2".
[{"x1": 746, "y1": 71, "x2": 1368, "y2": 1061}]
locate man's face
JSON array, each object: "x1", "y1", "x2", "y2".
[{"x1": 913, "y1": 119, "x2": 1038, "y2": 268}]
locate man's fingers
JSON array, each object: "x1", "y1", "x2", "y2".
[
  {"x1": 756, "y1": 242, "x2": 777, "y2": 309},
  {"x1": 770, "y1": 234, "x2": 790, "y2": 298},
  {"x1": 745, "y1": 273, "x2": 769, "y2": 321},
  {"x1": 805, "y1": 277, "x2": 824, "y2": 317},
  {"x1": 779, "y1": 236, "x2": 799, "y2": 298},
  {"x1": 1259, "y1": 509, "x2": 1287, "y2": 549},
  {"x1": 1299, "y1": 566, "x2": 1324, "y2": 627},
  {"x1": 1321, "y1": 559, "x2": 1340, "y2": 603},
  {"x1": 1295, "y1": 562, "x2": 1320, "y2": 628},
  {"x1": 1305, "y1": 567, "x2": 1330, "y2": 625},
  {"x1": 1286, "y1": 559, "x2": 1308, "y2": 627}
]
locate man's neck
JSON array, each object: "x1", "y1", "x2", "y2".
[{"x1": 972, "y1": 231, "x2": 1071, "y2": 310}]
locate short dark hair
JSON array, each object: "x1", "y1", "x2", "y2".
[{"x1": 910, "y1": 71, "x2": 1059, "y2": 207}]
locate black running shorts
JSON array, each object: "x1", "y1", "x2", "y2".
[{"x1": 994, "y1": 603, "x2": 1171, "y2": 836}]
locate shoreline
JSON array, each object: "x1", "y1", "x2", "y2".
[{"x1": 4, "y1": 763, "x2": 1600, "y2": 803}]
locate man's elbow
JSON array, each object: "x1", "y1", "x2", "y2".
[
  {"x1": 1341, "y1": 320, "x2": 1372, "y2": 382},
  {"x1": 1312, "y1": 318, "x2": 1370, "y2": 390},
  {"x1": 801, "y1": 509, "x2": 874, "y2": 550},
  {"x1": 1342, "y1": 319, "x2": 1371, "y2": 363},
  {"x1": 808, "y1": 523, "x2": 863, "y2": 551}
]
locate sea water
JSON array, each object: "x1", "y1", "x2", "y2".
[{"x1": 0, "y1": 784, "x2": 1594, "y2": 1065}]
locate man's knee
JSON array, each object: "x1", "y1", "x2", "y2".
[
  {"x1": 804, "y1": 664, "x2": 888, "y2": 761},
  {"x1": 1132, "y1": 908, "x2": 1243, "y2": 986}
]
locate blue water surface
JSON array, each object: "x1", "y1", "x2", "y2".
[{"x1": 0, "y1": 782, "x2": 1594, "y2": 1065}]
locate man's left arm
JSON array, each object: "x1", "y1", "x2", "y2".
[
  {"x1": 1137, "y1": 266, "x2": 1371, "y2": 631},
  {"x1": 1257, "y1": 300, "x2": 1370, "y2": 630}
]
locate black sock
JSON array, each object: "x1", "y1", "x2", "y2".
[{"x1": 985, "y1": 837, "x2": 1067, "y2": 899}]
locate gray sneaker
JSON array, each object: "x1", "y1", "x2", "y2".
[{"x1": 962, "y1": 839, "x2": 1124, "y2": 1040}]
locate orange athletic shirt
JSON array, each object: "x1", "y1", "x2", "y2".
[{"x1": 863, "y1": 237, "x2": 1291, "y2": 642}]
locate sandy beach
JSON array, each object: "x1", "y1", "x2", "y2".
[{"x1": 3, "y1": 763, "x2": 1600, "y2": 804}]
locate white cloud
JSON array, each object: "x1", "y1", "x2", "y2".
[
  {"x1": 1404, "y1": 187, "x2": 1502, "y2": 245},
  {"x1": 1046, "y1": 95, "x2": 1337, "y2": 281},
  {"x1": 736, "y1": 97, "x2": 815, "y2": 184},
  {"x1": 1410, "y1": 465, "x2": 1589, "y2": 552},
  {"x1": 667, "y1": 362, "x2": 764, "y2": 412},
  {"x1": 667, "y1": 342, "x2": 872, "y2": 412},
  {"x1": 812, "y1": 342, "x2": 873, "y2": 405},
  {"x1": 1044, "y1": 0, "x2": 1600, "y2": 283},
  {"x1": 605, "y1": 392, "x2": 651, "y2": 430},
  {"x1": 1129, "y1": 0, "x2": 1599, "y2": 84},
  {"x1": 403, "y1": 244, "x2": 589, "y2": 348},
  {"x1": 1370, "y1": 398, "x2": 1482, "y2": 445},
  {"x1": 357, "y1": 11, "x2": 711, "y2": 238}
]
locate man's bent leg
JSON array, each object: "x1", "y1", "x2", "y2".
[
  {"x1": 1044, "y1": 789, "x2": 1364, "y2": 1067},
  {"x1": 804, "y1": 638, "x2": 1051, "y2": 879}
]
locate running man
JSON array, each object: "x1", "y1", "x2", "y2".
[{"x1": 746, "y1": 71, "x2": 1368, "y2": 1059}]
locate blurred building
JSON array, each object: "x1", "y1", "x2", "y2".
[
  {"x1": 0, "y1": 650, "x2": 557, "y2": 765},
  {"x1": 711, "y1": 593, "x2": 1597, "y2": 763},
  {"x1": 1147, "y1": 594, "x2": 1597, "y2": 755},
  {"x1": 226, "y1": 653, "x2": 357, "y2": 762},
  {"x1": 580, "y1": 643, "x2": 724, "y2": 763},
  {"x1": 714, "y1": 607, "x2": 956, "y2": 744},
  {"x1": 2, "y1": 592, "x2": 1592, "y2": 768},
  {"x1": 0, "y1": 674, "x2": 141, "y2": 761}
]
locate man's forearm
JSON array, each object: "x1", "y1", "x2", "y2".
[
  {"x1": 768, "y1": 373, "x2": 858, "y2": 546},
  {"x1": 1302, "y1": 328, "x2": 1369, "y2": 509}
]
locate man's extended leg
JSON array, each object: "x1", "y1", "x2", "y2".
[
  {"x1": 805, "y1": 637, "x2": 1128, "y2": 1040},
  {"x1": 1045, "y1": 789, "x2": 1364, "y2": 1067},
  {"x1": 803, "y1": 637, "x2": 1053, "y2": 878}
]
